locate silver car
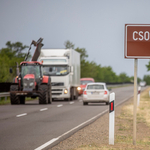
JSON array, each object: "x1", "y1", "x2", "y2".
[{"x1": 82, "y1": 82, "x2": 109, "y2": 105}]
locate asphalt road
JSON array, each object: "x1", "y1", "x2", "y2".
[{"x1": 0, "y1": 85, "x2": 147, "y2": 150}]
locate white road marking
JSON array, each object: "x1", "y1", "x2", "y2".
[
  {"x1": 34, "y1": 93, "x2": 136, "y2": 150},
  {"x1": 16, "y1": 113, "x2": 27, "y2": 117},
  {"x1": 40, "y1": 108, "x2": 48, "y2": 111},
  {"x1": 34, "y1": 138, "x2": 59, "y2": 150},
  {"x1": 34, "y1": 109, "x2": 108, "y2": 150},
  {"x1": 70, "y1": 102, "x2": 74, "y2": 104},
  {"x1": 57, "y1": 104, "x2": 63, "y2": 108}
]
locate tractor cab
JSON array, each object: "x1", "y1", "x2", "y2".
[{"x1": 20, "y1": 61, "x2": 43, "y2": 91}]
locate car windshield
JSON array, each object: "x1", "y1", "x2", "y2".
[
  {"x1": 80, "y1": 80, "x2": 94, "y2": 85},
  {"x1": 87, "y1": 84, "x2": 104, "y2": 90},
  {"x1": 21, "y1": 64, "x2": 41, "y2": 78},
  {"x1": 43, "y1": 65, "x2": 69, "y2": 76}
]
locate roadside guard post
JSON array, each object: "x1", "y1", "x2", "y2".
[
  {"x1": 137, "y1": 86, "x2": 141, "y2": 106},
  {"x1": 109, "y1": 92, "x2": 115, "y2": 145},
  {"x1": 125, "y1": 24, "x2": 150, "y2": 145}
]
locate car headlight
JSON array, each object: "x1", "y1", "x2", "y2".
[
  {"x1": 29, "y1": 82, "x2": 34, "y2": 86},
  {"x1": 77, "y1": 87, "x2": 81, "y2": 91}
]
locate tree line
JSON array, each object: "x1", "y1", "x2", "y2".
[
  {"x1": 0, "y1": 40, "x2": 149, "y2": 84},
  {"x1": 64, "y1": 40, "x2": 143, "y2": 83}
]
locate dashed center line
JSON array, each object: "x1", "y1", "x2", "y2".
[
  {"x1": 16, "y1": 113, "x2": 27, "y2": 117},
  {"x1": 57, "y1": 104, "x2": 63, "y2": 108},
  {"x1": 70, "y1": 102, "x2": 74, "y2": 104},
  {"x1": 40, "y1": 108, "x2": 48, "y2": 111}
]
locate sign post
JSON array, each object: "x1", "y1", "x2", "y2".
[
  {"x1": 125, "y1": 24, "x2": 150, "y2": 145},
  {"x1": 133, "y1": 58, "x2": 138, "y2": 145}
]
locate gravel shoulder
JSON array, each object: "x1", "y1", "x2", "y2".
[{"x1": 50, "y1": 87, "x2": 150, "y2": 150}]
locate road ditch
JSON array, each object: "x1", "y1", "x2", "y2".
[{"x1": 50, "y1": 87, "x2": 150, "y2": 150}]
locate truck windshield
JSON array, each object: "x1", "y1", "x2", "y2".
[
  {"x1": 21, "y1": 65, "x2": 41, "y2": 78},
  {"x1": 43, "y1": 65, "x2": 69, "y2": 76}
]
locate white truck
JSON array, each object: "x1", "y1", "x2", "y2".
[{"x1": 38, "y1": 49, "x2": 80, "y2": 101}]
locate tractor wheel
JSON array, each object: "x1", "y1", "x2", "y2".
[
  {"x1": 39, "y1": 85, "x2": 48, "y2": 104},
  {"x1": 10, "y1": 85, "x2": 20, "y2": 104},
  {"x1": 20, "y1": 97, "x2": 25, "y2": 104}
]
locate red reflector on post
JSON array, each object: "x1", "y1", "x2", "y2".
[
  {"x1": 111, "y1": 102, "x2": 113, "y2": 111},
  {"x1": 109, "y1": 100, "x2": 114, "y2": 113}
]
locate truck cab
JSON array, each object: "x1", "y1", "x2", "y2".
[{"x1": 38, "y1": 49, "x2": 80, "y2": 101}]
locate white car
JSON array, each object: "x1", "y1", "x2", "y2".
[
  {"x1": 82, "y1": 82, "x2": 110, "y2": 105},
  {"x1": 139, "y1": 81, "x2": 146, "y2": 87}
]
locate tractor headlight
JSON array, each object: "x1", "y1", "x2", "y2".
[{"x1": 29, "y1": 82, "x2": 34, "y2": 86}]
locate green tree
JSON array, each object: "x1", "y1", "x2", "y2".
[
  {"x1": 143, "y1": 75, "x2": 150, "y2": 85},
  {"x1": 0, "y1": 41, "x2": 29, "y2": 82},
  {"x1": 146, "y1": 61, "x2": 150, "y2": 71},
  {"x1": 64, "y1": 40, "x2": 75, "y2": 49}
]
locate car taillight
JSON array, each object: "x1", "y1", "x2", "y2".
[
  {"x1": 83, "y1": 91, "x2": 87, "y2": 95},
  {"x1": 104, "y1": 91, "x2": 107, "y2": 94}
]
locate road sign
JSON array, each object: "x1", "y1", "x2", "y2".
[{"x1": 125, "y1": 24, "x2": 150, "y2": 59}]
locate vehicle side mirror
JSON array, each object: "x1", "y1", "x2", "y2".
[{"x1": 9, "y1": 68, "x2": 13, "y2": 73}]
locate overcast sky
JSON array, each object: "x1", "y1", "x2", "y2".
[{"x1": 0, "y1": 0, "x2": 150, "y2": 79}]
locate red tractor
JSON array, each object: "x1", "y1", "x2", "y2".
[{"x1": 10, "y1": 38, "x2": 52, "y2": 104}]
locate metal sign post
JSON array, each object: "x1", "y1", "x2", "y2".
[{"x1": 133, "y1": 58, "x2": 138, "y2": 145}]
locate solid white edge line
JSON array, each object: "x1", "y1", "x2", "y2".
[
  {"x1": 34, "y1": 109, "x2": 108, "y2": 150},
  {"x1": 34, "y1": 138, "x2": 59, "y2": 150},
  {"x1": 34, "y1": 94, "x2": 135, "y2": 150},
  {"x1": 57, "y1": 104, "x2": 63, "y2": 107},
  {"x1": 16, "y1": 113, "x2": 27, "y2": 117},
  {"x1": 40, "y1": 108, "x2": 48, "y2": 111}
]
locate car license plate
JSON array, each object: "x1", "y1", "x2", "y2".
[{"x1": 91, "y1": 92, "x2": 99, "y2": 95}]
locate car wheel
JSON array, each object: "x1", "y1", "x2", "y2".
[{"x1": 106, "y1": 102, "x2": 109, "y2": 105}]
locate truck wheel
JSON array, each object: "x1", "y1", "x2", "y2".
[
  {"x1": 74, "y1": 88, "x2": 78, "y2": 100},
  {"x1": 10, "y1": 85, "x2": 20, "y2": 104},
  {"x1": 20, "y1": 97, "x2": 25, "y2": 104},
  {"x1": 48, "y1": 85, "x2": 52, "y2": 104},
  {"x1": 39, "y1": 85, "x2": 48, "y2": 104},
  {"x1": 70, "y1": 88, "x2": 74, "y2": 101},
  {"x1": 83, "y1": 102, "x2": 88, "y2": 105}
]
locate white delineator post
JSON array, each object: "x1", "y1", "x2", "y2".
[
  {"x1": 109, "y1": 92, "x2": 115, "y2": 145},
  {"x1": 137, "y1": 86, "x2": 141, "y2": 106}
]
